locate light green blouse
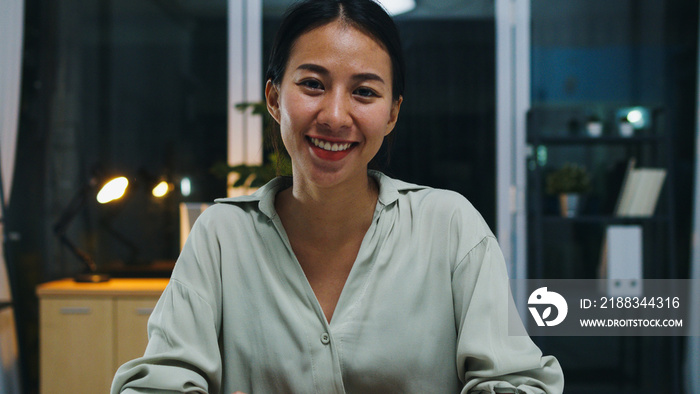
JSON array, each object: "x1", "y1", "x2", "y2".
[{"x1": 112, "y1": 171, "x2": 564, "y2": 394}]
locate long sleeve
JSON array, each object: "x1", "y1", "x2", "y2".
[
  {"x1": 111, "y1": 212, "x2": 224, "y2": 393},
  {"x1": 452, "y1": 236, "x2": 564, "y2": 394},
  {"x1": 111, "y1": 173, "x2": 566, "y2": 393}
]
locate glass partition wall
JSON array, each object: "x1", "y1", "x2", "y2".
[
  {"x1": 529, "y1": 1, "x2": 697, "y2": 392},
  {"x1": 20, "y1": 0, "x2": 229, "y2": 280},
  {"x1": 15, "y1": 3, "x2": 229, "y2": 390}
]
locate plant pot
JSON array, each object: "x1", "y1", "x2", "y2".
[
  {"x1": 619, "y1": 121, "x2": 634, "y2": 137},
  {"x1": 586, "y1": 121, "x2": 603, "y2": 137},
  {"x1": 558, "y1": 193, "x2": 581, "y2": 217}
]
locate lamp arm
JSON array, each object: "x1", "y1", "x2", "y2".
[
  {"x1": 52, "y1": 182, "x2": 98, "y2": 274},
  {"x1": 53, "y1": 184, "x2": 91, "y2": 233},
  {"x1": 56, "y1": 233, "x2": 98, "y2": 273},
  {"x1": 99, "y1": 214, "x2": 140, "y2": 264}
]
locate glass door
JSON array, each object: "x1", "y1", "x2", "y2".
[{"x1": 528, "y1": 1, "x2": 697, "y2": 391}]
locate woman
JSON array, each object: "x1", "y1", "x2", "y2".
[{"x1": 112, "y1": 1, "x2": 564, "y2": 393}]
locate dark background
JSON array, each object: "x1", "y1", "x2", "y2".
[{"x1": 6, "y1": 0, "x2": 697, "y2": 393}]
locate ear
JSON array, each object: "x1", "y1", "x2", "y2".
[
  {"x1": 385, "y1": 96, "x2": 403, "y2": 136},
  {"x1": 265, "y1": 80, "x2": 281, "y2": 124}
]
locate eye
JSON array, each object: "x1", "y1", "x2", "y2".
[
  {"x1": 354, "y1": 87, "x2": 379, "y2": 98},
  {"x1": 298, "y1": 79, "x2": 323, "y2": 91}
]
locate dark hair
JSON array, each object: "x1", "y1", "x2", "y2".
[
  {"x1": 266, "y1": 0, "x2": 405, "y2": 173},
  {"x1": 266, "y1": 0, "x2": 405, "y2": 101}
]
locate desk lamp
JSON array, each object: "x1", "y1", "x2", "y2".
[{"x1": 53, "y1": 176, "x2": 128, "y2": 283}]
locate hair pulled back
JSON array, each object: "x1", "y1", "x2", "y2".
[{"x1": 266, "y1": 0, "x2": 405, "y2": 101}]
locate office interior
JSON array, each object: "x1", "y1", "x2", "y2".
[{"x1": 1, "y1": 0, "x2": 699, "y2": 393}]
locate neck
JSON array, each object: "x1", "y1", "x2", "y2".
[{"x1": 276, "y1": 171, "x2": 378, "y2": 240}]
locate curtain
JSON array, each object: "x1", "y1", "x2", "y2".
[
  {"x1": 0, "y1": 0, "x2": 25, "y2": 392},
  {"x1": 1, "y1": 1, "x2": 23, "y2": 206}
]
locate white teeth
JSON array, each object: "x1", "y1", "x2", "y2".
[{"x1": 310, "y1": 137, "x2": 352, "y2": 152}]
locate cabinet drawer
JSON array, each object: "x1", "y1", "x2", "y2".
[
  {"x1": 115, "y1": 297, "x2": 159, "y2": 367},
  {"x1": 40, "y1": 297, "x2": 114, "y2": 394}
]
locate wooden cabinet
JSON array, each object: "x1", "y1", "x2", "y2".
[
  {"x1": 37, "y1": 278, "x2": 168, "y2": 394},
  {"x1": 114, "y1": 297, "x2": 159, "y2": 367}
]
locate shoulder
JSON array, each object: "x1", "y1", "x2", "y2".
[
  {"x1": 375, "y1": 171, "x2": 466, "y2": 206},
  {"x1": 382, "y1": 174, "x2": 489, "y2": 229},
  {"x1": 375, "y1": 172, "x2": 495, "y2": 252},
  {"x1": 412, "y1": 187, "x2": 493, "y2": 240},
  {"x1": 182, "y1": 197, "x2": 266, "y2": 249},
  {"x1": 402, "y1": 183, "x2": 473, "y2": 212},
  {"x1": 211, "y1": 176, "x2": 290, "y2": 221},
  {"x1": 185, "y1": 177, "x2": 290, "y2": 241},
  {"x1": 193, "y1": 202, "x2": 256, "y2": 229}
]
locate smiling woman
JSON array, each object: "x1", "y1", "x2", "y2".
[
  {"x1": 111, "y1": 1, "x2": 564, "y2": 393},
  {"x1": 265, "y1": 19, "x2": 401, "y2": 193}
]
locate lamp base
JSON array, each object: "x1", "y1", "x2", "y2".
[{"x1": 74, "y1": 273, "x2": 111, "y2": 283}]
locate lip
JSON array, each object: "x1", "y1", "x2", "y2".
[{"x1": 306, "y1": 135, "x2": 357, "y2": 162}]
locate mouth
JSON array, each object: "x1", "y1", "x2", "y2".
[
  {"x1": 308, "y1": 137, "x2": 356, "y2": 152},
  {"x1": 306, "y1": 136, "x2": 357, "y2": 161}
]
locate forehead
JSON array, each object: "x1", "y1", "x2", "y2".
[{"x1": 286, "y1": 21, "x2": 392, "y2": 75}]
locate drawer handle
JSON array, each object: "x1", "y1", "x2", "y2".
[
  {"x1": 136, "y1": 307, "x2": 154, "y2": 316},
  {"x1": 59, "y1": 307, "x2": 91, "y2": 315}
]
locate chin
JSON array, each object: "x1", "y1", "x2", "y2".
[{"x1": 298, "y1": 160, "x2": 369, "y2": 189}]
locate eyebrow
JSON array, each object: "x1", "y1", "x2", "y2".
[{"x1": 296, "y1": 63, "x2": 386, "y2": 85}]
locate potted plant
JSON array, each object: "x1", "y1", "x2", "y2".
[
  {"x1": 546, "y1": 163, "x2": 591, "y2": 217},
  {"x1": 618, "y1": 116, "x2": 634, "y2": 137},
  {"x1": 211, "y1": 101, "x2": 292, "y2": 195},
  {"x1": 585, "y1": 113, "x2": 603, "y2": 137}
]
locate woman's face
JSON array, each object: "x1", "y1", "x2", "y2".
[{"x1": 266, "y1": 20, "x2": 402, "y2": 190}]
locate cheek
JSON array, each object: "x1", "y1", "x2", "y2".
[
  {"x1": 278, "y1": 100, "x2": 316, "y2": 157},
  {"x1": 356, "y1": 106, "x2": 394, "y2": 138},
  {"x1": 279, "y1": 94, "x2": 315, "y2": 131}
]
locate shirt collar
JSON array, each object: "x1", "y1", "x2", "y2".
[{"x1": 214, "y1": 171, "x2": 427, "y2": 219}]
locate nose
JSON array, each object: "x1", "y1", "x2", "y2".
[{"x1": 318, "y1": 90, "x2": 352, "y2": 131}]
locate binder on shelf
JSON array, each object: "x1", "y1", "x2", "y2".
[
  {"x1": 599, "y1": 225, "x2": 644, "y2": 297},
  {"x1": 614, "y1": 158, "x2": 666, "y2": 217},
  {"x1": 598, "y1": 158, "x2": 665, "y2": 285}
]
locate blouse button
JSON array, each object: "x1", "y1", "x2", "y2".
[{"x1": 320, "y1": 332, "x2": 330, "y2": 345}]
